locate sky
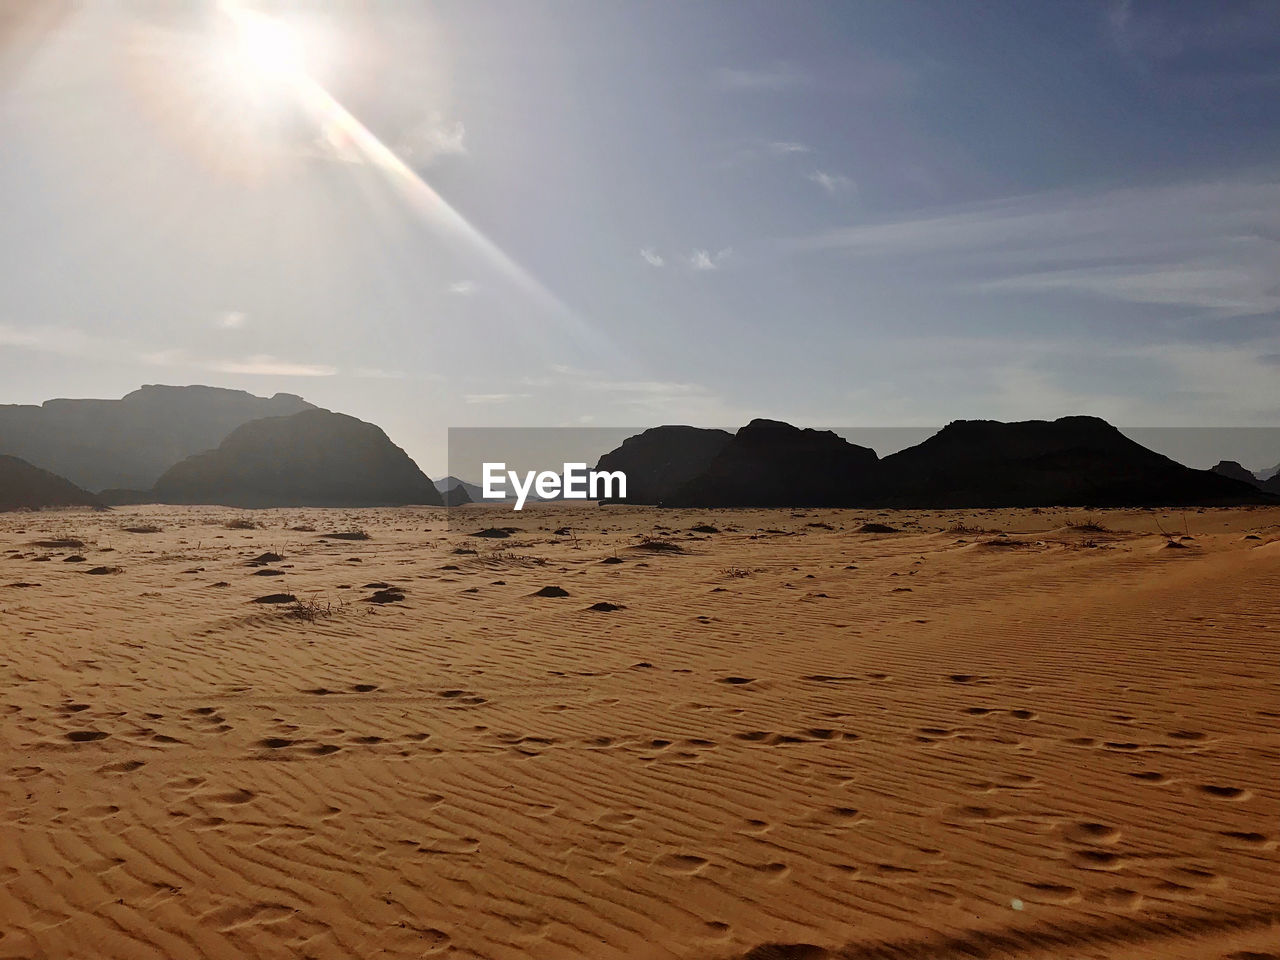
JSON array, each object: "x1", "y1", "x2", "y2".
[{"x1": 2, "y1": 0, "x2": 1279, "y2": 473}]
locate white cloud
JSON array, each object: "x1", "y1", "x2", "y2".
[
  {"x1": 975, "y1": 265, "x2": 1280, "y2": 314},
  {"x1": 767, "y1": 141, "x2": 812, "y2": 155},
  {"x1": 210, "y1": 355, "x2": 337, "y2": 377},
  {"x1": 807, "y1": 170, "x2": 855, "y2": 195},
  {"x1": 448, "y1": 280, "x2": 477, "y2": 295},
  {"x1": 791, "y1": 176, "x2": 1280, "y2": 317},
  {"x1": 688, "y1": 247, "x2": 732, "y2": 271},
  {"x1": 0, "y1": 324, "x2": 101, "y2": 356},
  {"x1": 463, "y1": 392, "x2": 532, "y2": 404},
  {"x1": 217, "y1": 310, "x2": 247, "y2": 329},
  {"x1": 397, "y1": 113, "x2": 467, "y2": 164},
  {"x1": 640, "y1": 247, "x2": 664, "y2": 267},
  {"x1": 138, "y1": 348, "x2": 189, "y2": 366}
]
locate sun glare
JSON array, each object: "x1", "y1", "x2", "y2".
[
  {"x1": 218, "y1": 2, "x2": 310, "y2": 92},
  {"x1": 236, "y1": 15, "x2": 305, "y2": 77}
]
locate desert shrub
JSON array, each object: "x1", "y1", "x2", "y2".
[
  {"x1": 288, "y1": 596, "x2": 342, "y2": 620},
  {"x1": 1070, "y1": 516, "x2": 1109, "y2": 533},
  {"x1": 631, "y1": 536, "x2": 683, "y2": 552}
]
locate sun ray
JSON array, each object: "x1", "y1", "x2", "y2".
[{"x1": 217, "y1": 1, "x2": 610, "y2": 354}]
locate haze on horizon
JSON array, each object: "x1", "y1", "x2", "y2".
[{"x1": 2, "y1": 0, "x2": 1279, "y2": 474}]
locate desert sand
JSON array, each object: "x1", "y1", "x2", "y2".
[{"x1": 1, "y1": 504, "x2": 1277, "y2": 959}]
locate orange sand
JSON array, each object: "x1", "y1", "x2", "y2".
[{"x1": 1, "y1": 504, "x2": 1278, "y2": 959}]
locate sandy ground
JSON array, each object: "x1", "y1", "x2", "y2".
[{"x1": 1, "y1": 503, "x2": 1278, "y2": 960}]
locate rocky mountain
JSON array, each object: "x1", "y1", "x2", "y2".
[
  {"x1": 592, "y1": 425, "x2": 733, "y2": 504},
  {"x1": 434, "y1": 475, "x2": 486, "y2": 503},
  {"x1": 148, "y1": 410, "x2": 442, "y2": 508},
  {"x1": 597, "y1": 416, "x2": 1271, "y2": 509},
  {"x1": 1211, "y1": 460, "x2": 1262, "y2": 487},
  {"x1": 873, "y1": 417, "x2": 1268, "y2": 507},
  {"x1": 442, "y1": 485, "x2": 473, "y2": 506},
  {"x1": 0, "y1": 385, "x2": 315, "y2": 492},
  {"x1": 665, "y1": 419, "x2": 879, "y2": 507},
  {"x1": 0, "y1": 455, "x2": 102, "y2": 511}
]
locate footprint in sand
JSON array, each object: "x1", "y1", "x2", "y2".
[
  {"x1": 98, "y1": 759, "x2": 145, "y2": 774},
  {"x1": 656, "y1": 852, "x2": 709, "y2": 874},
  {"x1": 209, "y1": 789, "x2": 256, "y2": 806},
  {"x1": 1064, "y1": 822, "x2": 1120, "y2": 844},
  {"x1": 415, "y1": 836, "x2": 480, "y2": 855},
  {"x1": 1069, "y1": 849, "x2": 1125, "y2": 870},
  {"x1": 1198, "y1": 784, "x2": 1250, "y2": 800},
  {"x1": 65, "y1": 730, "x2": 109, "y2": 743},
  {"x1": 1219, "y1": 831, "x2": 1273, "y2": 850},
  {"x1": 594, "y1": 812, "x2": 637, "y2": 827},
  {"x1": 1023, "y1": 882, "x2": 1080, "y2": 904},
  {"x1": 750, "y1": 861, "x2": 791, "y2": 879}
]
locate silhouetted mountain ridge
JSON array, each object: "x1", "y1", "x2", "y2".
[
  {"x1": 595, "y1": 416, "x2": 1270, "y2": 508},
  {"x1": 1211, "y1": 461, "x2": 1262, "y2": 487},
  {"x1": 666, "y1": 419, "x2": 879, "y2": 507},
  {"x1": 149, "y1": 410, "x2": 442, "y2": 508},
  {"x1": 0, "y1": 385, "x2": 315, "y2": 491},
  {"x1": 0, "y1": 455, "x2": 102, "y2": 511},
  {"x1": 592, "y1": 425, "x2": 733, "y2": 504},
  {"x1": 872, "y1": 416, "x2": 1260, "y2": 507}
]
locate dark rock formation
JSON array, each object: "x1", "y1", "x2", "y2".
[
  {"x1": 593, "y1": 425, "x2": 733, "y2": 504},
  {"x1": 442, "y1": 484, "x2": 473, "y2": 506},
  {"x1": 0, "y1": 385, "x2": 315, "y2": 492},
  {"x1": 150, "y1": 409, "x2": 442, "y2": 507},
  {"x1": 874, "y1": 417, "x2": 1270, "y2": 507},
  {"x1": 434, "y1": 475, "x2": 485, "y2": 503},
  {"x1": 1211, "y1": 460, "x2": 1262, "y2": 487},
  {"x1": 602, "y1": 416, "x2": 1273, "y2": 509},
  {"x1": 665, "y1": 419, "x2": 879, "y2": 507},
  {"x1": 0, "y1": 455, "x2": 102, "y2": 511}
]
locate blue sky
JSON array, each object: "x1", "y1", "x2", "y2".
[{"x1": 2, "y1": 0, "x2": 1279, "y2": 472}]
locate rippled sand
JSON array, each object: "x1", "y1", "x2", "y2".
[{"x1": 1, "y1": 504, "x2": 1277, "y2": 959}]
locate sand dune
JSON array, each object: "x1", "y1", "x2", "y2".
[{"x1": 1, "y1": 505, "x2": 1277, "y2": 959}]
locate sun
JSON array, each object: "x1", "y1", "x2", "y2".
[
  {"x1": 219, "y1": 2, "x2": 310, "y2": 87},
  {"x1": 236, "y1": 14, "x2": 305, "y2": 78}
]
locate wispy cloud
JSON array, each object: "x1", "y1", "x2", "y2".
[
  {"x1": 210, "y1": 355, "x2": 337, "y2": 377},
  {"x1": 0, "y1": 323, "x2": 104, "y2": 356},
  {"x1": 396, "y1": 112, "x2": 467, "y2": 164},
  {"x1": 792, "y1": 176, "x2": 1280, "y2": 317},
  {"x1": 448, "y1": 280, "x2": 477, "y2": 295},
  {"x1": 640, "y1": 247, "x2": 665, "y2": 267},
  {"x1": 217, "y1": 310, "x2": 247, "y2": 330},
  {"x1": 714, "y1": 63, "x2": 808, "y2": 92},
  {"x1": 463, "y1": 392, "x2": 532, "y2": 405},
  {"x1": 135, "y1": 348, "x2": 337, "y2": 377},
  {"x1": 767, "y1": 141, "x2": 812, "y2": 155},
  {"x1": 688, "y1": 248, "x2": 732, "y2": 271},
  {"x1": 807, "y1": 170, "x2": 855, "y2": 195}
]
